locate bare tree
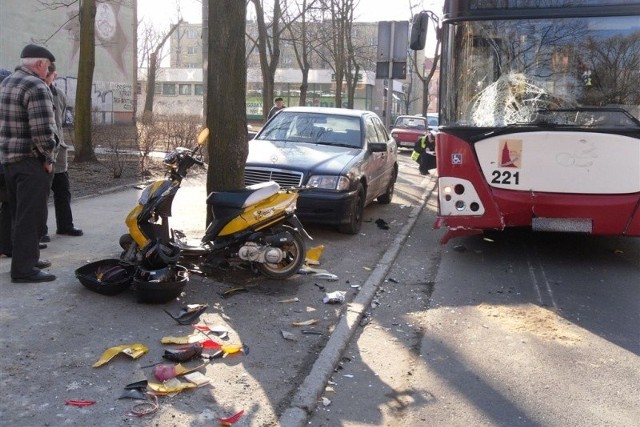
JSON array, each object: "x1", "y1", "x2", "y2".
[
  {"x1": 248, "y1": 0, "x2": 284, "y2": 120},
  {"x1": 281, "y1": 0, "x2": 321, "y2": 106},
  {"x1": 205, "y1": 0, "x2": 248, "y2": 224},
  {"x1": 141, "y1": 19, "x2": 183, "y2": 124}
]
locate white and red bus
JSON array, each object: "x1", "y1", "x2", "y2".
[{"x1": 419, "y1": 1, "x2": 640, "y2": 243}]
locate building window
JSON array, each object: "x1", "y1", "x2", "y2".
[
  {"x1": 179, "y1": 84, "x2": 191, "y2": 95},
  {"x1": 188, "y1": 46, "x2": 198, "y2": 55},
  {"x1": 194, "y1": 84, "x2": 204, "y2": 95},
  {"x1": 136, "y1": 82, "x2": 142, "y2": 95},
  {"x1": 163, "y1": 83, "x2": 176, "y2": 96},
  {"x1": 187, "y1": 29, "x2": 199, "y2": 38},
  {"x1": 154, "y1": 83, "x2": 162, "y2": 94}
]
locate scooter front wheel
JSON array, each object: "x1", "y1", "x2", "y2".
[{"x1": 256, "y1": 228, "x2": 305, "y2": 279}]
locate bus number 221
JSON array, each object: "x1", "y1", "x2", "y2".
[{"x1": 491, "y1": 170, "x2": 520, "y2": 185}]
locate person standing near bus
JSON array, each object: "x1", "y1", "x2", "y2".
[{"x1": 0, "y1": 44, "x2": 58, "y2": 283}]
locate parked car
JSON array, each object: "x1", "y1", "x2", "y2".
[
  {"x1": 426, "y1": 113, "x2": 439, "y2": 130},
  {"x1": 390, "y1": 115, "x2": 431, "y2": 149},
  {"x1": 245, "y1": 106, "x2": 398, "y2": 234}
]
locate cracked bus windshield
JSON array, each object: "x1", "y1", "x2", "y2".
[{"x1": 442, "y1": 15, "x2": 640, "y2": 128}]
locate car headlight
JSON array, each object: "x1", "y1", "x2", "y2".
[{"x1": 307, "y1": 175, "x2": 351, "y2": 191}]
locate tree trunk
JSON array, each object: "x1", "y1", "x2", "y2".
[
  {"x1": 74, "y1": 0, "x2": 97, "y2": 162},
  {"x1": 205, "y1": 0, "x2": 248, "y2": 223}
]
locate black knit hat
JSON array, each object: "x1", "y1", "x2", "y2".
[{"x1": 20, "y1": 44, "x2": 55, "y2": 62}]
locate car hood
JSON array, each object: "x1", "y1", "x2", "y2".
[{"x1": 246, "y1": 140, "x2": 361, "y2": 175}]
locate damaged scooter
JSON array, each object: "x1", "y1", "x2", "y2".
[{"x1": 120, "y1": 128, "x2": 311, "y2": 279}]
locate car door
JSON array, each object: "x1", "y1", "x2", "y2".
[
  {"x1": 363, "y1": 115, "x2": 389, "y2": 201},
  {"x1": 371, "y1": 115, "x2": 396, "y2": 190}
]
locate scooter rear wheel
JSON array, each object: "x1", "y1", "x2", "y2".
[{"x1": 256, "y1": 228, "x2": 305, "y2": 279}]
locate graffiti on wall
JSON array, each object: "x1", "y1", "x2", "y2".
[{"x1": 55, "y1": 76, "x2": 134, "y2": 124}]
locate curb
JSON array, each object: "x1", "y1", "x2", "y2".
[{"x1": 279, "y1": 173, "x2": 438, "y2": 427}]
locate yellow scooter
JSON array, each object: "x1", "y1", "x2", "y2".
[{"x1": 120, "y1": 129, "x2": 310, "y2": 279}]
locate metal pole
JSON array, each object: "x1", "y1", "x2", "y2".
[{"x1": 385, "y1": 22, "x2": 395, "y2": 130}]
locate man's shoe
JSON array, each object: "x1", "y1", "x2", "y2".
[
  {"x1": 57, "y1": 227, "x2": 83, "y2": 236},
  {"x1": 41, "y1": 234, "x2": 51, "y2": 243},
  {"x1": 12, "y1": 271, "x2": 56, "y2": 283},
  {"x1": 39, "y1": 243, "x2": 47, "y2": 249},
  {"x1": 36, "y1": 259, "x2": 52, "y2": 269}
]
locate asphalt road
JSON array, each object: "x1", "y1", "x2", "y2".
[{"x1": 308, "y1": 186, "x2": 640, "y2": 426}]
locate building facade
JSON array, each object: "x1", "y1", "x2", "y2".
[{"x1": 0, "y1": 0, "x2": 137, "y2": 124}]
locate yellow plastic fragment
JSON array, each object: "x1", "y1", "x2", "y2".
[
  {"x1": 291, "y1": 319, "x2": 318, "y2": 327},
  {"x1": 160, "y1": 334, "x2": 202, "y2": 345},
  {"x1": 147, "y1": 380, "x2": 197, "y2": 395},
  {"x1": 93, "y1": 343, "x2": 149, "y2": 367},
  {"x1": 305, "y1": 245, "x2": 325, "y2": 265},
  {"x1": 221, "y1": 344, "x2": 244, "y2": 357}
]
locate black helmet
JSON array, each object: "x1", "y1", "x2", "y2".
[{"x1": 141, "y1": 240, "x2": 180, "y2": 270}]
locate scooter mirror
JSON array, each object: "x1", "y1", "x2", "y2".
[{"x1": 197, "y1": 128, "x2": 209, "y2": 145}]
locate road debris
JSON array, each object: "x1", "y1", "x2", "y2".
[
  {"x1": 291, "y1": 319, "x2": 319, "y2": 327},
  {"x1": 163, "y1": 304, "x2": 208, "y2": 325},
  {"x1": 219, "y1": 409, "x2": 245, "y2": 425},
  {"x1": 93, "y1": 343, "x2": 149, "y2": 367},
  {"x1": 323, "y1": 291, "x2": 346, "y2": 304},
  {"x1": 281, "y1": 330, "x2": 297, "y2": 341}
]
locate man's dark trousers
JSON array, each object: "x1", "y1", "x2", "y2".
[
  {"x1": 5, "y1": 157, "x2": 49, "y2": 278},
  {"x1": 51, "y1": 171, "x2": 73, "y2": 231}
]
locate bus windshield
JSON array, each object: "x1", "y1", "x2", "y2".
[{"x1": 442, "y1": 15, "x2": 640, "y2": 129}]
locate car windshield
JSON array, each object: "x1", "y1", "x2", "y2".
[
  {"x1": 442, "y1": 15, "x2": 640, "y2": 129},
  {"x1": 394, "y1": 117, "x2": 427, "y2": 130},
  {"x1": 257, "y1": 111, "x2": 363, "y2": 148}
]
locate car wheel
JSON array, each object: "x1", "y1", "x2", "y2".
[
  {"x1": 339, "y1": 183, "x2": 365, "y2": 234},
  {"x1": 377, "y1": 167, "x2": 397, "y2": 205}
]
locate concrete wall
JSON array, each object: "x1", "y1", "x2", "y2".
[{"x1": 0, "y1": 0, "x2": 137, "y2": 124}]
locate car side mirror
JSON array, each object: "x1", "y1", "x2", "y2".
[{"x1": 368, "y1": 142, "x2": 387, "y2": 153}]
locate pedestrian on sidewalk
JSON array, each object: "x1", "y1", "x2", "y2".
[
  {"x1": 0, "y1": 44, "x2": 58, "y2": 283},
  {"x1": 41, "y1": 63, "x2": 82, "y2": 241}
]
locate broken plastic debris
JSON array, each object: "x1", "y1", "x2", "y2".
[
  {"x1": 152, "y1": 362, "x2": 203, "y2": 381},
  {"x1": 161, "y1": 333, "x2": 202, "y2": 345},
  {"x1": 299, "y1": 266, "x2": 333, "y2": 276},
  {"x1": 65, "y1": 400, "x2": 96, "y2": 407},
  {"x1": 219, "y1": 287, "x2": 248, "y2": 298},
  {"x1": 193, "y1": 323, "x2": 229, "y2": 339},
  {"x1": 163, "y1": 343, "x2": 203, "y2": 363},
  {"x1": 163, "y1": 304, "x2": 208, "y2": 325},
  {"x1": 323, "y1": 291, "x2": 346, "y2": 304},
  {"x1": 219, "y1": 409, "x2": 245, "y2": 425},
  {"x1": 147, "y1": 379, "x2": 197, "y2": 395},
  {"x1": 375, "y1": 218, "x2": 390, "y2": 230},
  {"x1": 183, "y1": 371, "x2": 211, "y2": 387},
  {"x1": 119, "y1": 388, "x2": 147, "y2": 400},
  {"x1": 305, "y1": 244, "x2": 325, "y2": 265},
  {"x1": 291, "y1": 319, "x2": 318, "y2": 327},
  {"x1": 221, "y1": 344, "x2": 248, "y2": 357},
  {"x1": 281, "y1": 330, "x2": 297, "y2": 341},
  {"x1": 93, "y1": 343, "x2": 149, "y2": 367},
  {"x1": 313, "y1": 272, "x2": 339, "y2": 281},
  {"x1": 278, "y1": 297, "x2": 299, "y2": 303}
]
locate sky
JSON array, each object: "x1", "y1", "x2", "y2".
[{"x1": 138, "y1": 0, "x2": 444, "y2": 29}]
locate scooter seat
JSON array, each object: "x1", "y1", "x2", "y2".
[{"x1": 207, "y1": 181, "x2": 281, "y2": 209}]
